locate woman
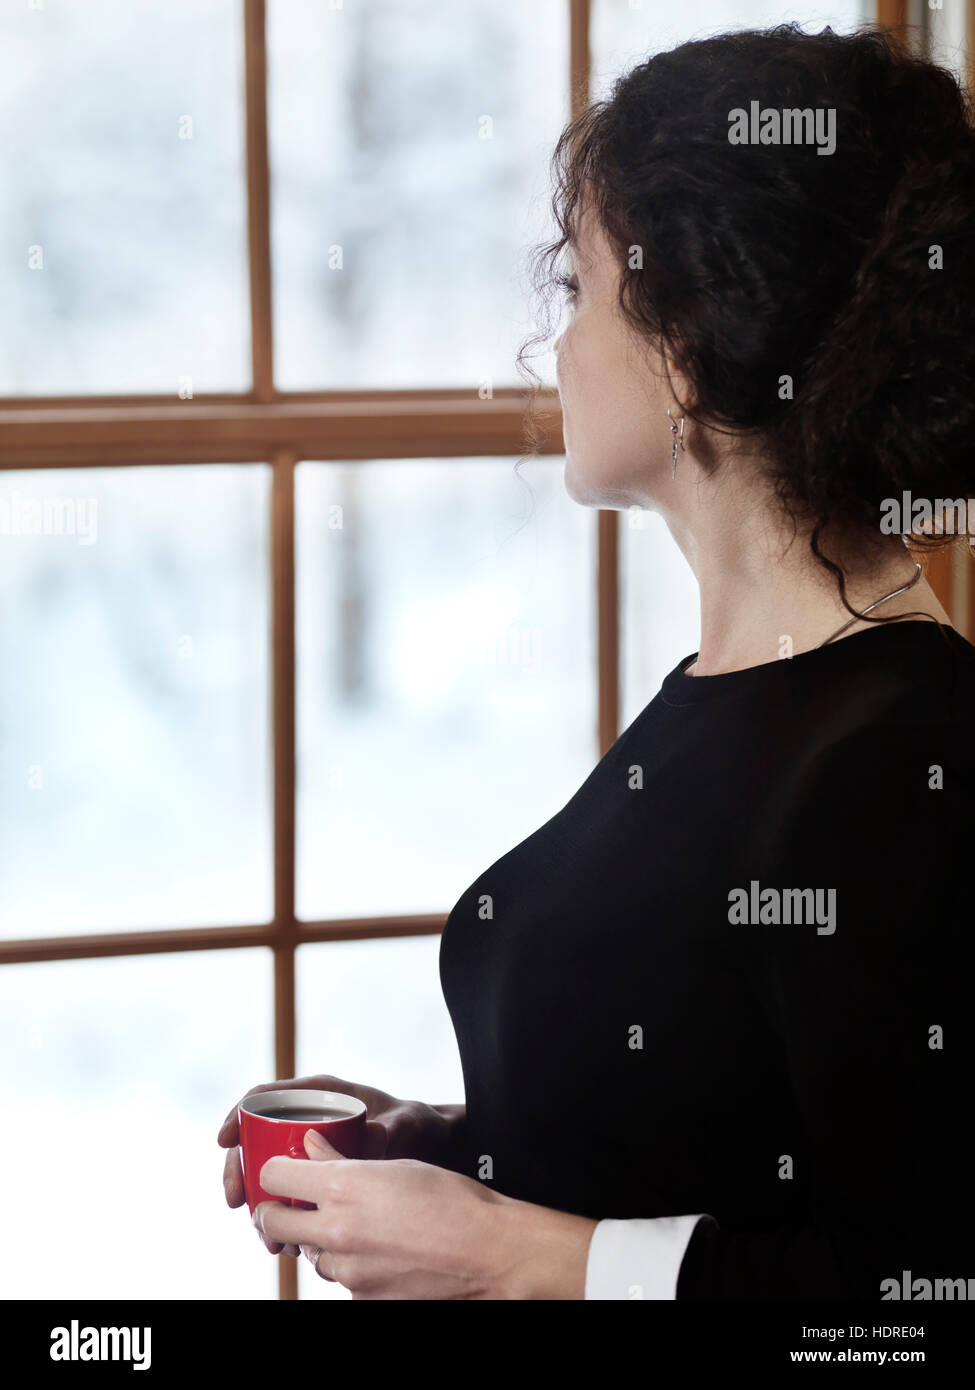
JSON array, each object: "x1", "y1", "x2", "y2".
[{"x1": 218, "y1": 24, "x2": 975, "y2": 1298}]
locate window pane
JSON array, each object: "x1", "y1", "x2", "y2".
[
  {"x1": 0, "y1": 949, "x2": 274, "y2": 1299},
  {"x1": 0, "y1": 0, "x2": 248, "y2": 395},
  {"x1": 295, "y1": 934, "x2": 463, "y2": 1299},
  {"x1": 620, "y1": 511, "x2": 700, "y2": 732},
  {"x1": 928, "y1": 3, "x2": 969, "y2": 86},
  {"x1": 296, "y1": 457, "x2": 595, "y2": 920},
  {"x1": 268, "y1": 0, "x2": 568, "y2": 389},
  {"x1": 592, "y1": 2, "x2": 869, "y2": 97},
  {"x1": 0, "y1": 466, "x2": 271, "y2": 936}
]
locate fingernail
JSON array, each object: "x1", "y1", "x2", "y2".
[
  {"x1": 251, "y1": 1206, "x2": 263, "y2": 1232},
  {"x1": 305, "y1": 1129, "x2": 328, "y2": 1151}
]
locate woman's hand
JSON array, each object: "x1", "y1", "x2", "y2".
[
  {"x1": 252, "y1": 1128, "x2": 598, "y2": 1299},
  {"x1": 217, "y1": 1073, "x2": 466, "y2": 1258}
]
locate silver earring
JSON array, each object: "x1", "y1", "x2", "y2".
[{"x1": 667, "y1": 408, "x2": 686, "y2": 478}]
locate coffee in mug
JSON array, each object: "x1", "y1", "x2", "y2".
[{"x1": 265, "y1": 1106, "x2": 356, "y2": 1122}]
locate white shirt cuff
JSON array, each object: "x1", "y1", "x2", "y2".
[{"x1": 584, "y1": 1214, "x2": 710, "y2": 1299}]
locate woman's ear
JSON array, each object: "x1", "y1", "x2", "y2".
[{"x1": 658, "y1": 340, "x2": 696, "y2": 419}]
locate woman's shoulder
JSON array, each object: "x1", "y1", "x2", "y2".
[
  {"x1": 756, "y1": 624, "x2": 975, "y2": 860},
  {"x1": 799, "y1": 621, "x2": 975, "y2": 769}
]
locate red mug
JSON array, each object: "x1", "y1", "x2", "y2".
[{"x1": 238, "y1": 1088, "x2": 368, "y2": 1214}]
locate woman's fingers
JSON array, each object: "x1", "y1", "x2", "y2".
[
  {"x1": 223, "y1": 1144, "x2": 244, "y2": 1207},
  {"x1": 361, "y1": 1118, "x2": 392, "y2": 1161},
  {"x1": 256, "y1": 1230, "x2": 299, "y2": 1258}
]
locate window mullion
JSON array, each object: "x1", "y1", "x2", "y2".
[
  {"x1": 271, "y1": 448, "x2": 297, "y2": 1299},
  {"x1": 245, "y1": 0, "x2": 274, "y2": 402}
]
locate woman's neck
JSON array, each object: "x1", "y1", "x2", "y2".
[{"x1": 659, "y1": 475, "x2": 953, "y2": 676}]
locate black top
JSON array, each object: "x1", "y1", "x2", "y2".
[{"x1": 439, "y1": 619, "x2": 975, "y2": 1298}]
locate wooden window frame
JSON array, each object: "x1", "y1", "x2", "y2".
[{"x1": 0, "y1": 0, "x2": 967, "y2": 1300}]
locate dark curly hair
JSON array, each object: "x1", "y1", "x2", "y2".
[{"x1": 518, "y1": 22, "x2": 975, "y2": 629}]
